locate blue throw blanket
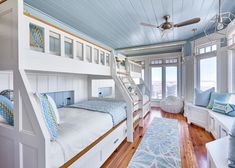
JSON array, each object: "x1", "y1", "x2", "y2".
[{"x1": 70, "y1": 100, "x2": 127, "y2": 126}]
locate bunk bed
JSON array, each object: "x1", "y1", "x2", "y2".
[
  {"x1": 113, "y1": 55, "x2": 151, "y2": 127},
  {"x1": 0, "y1": 1, "x2": 137, "y2": 168},
  {"x1": 128, "y1": 59, "x2": 151, "y2": 121}
]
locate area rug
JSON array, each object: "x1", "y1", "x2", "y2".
[{"x1": 128, "y1": 117, "x2": 182, "y2": 168}]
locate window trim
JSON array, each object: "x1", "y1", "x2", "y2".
[
  {"x1": 49, "y1": 31, "x2": 61, "y2": 56},
  {"x1": 64, "y1": 37, "x2": 73, "y2": 58},
  {"x1": 196, "y1": 54, "x2": 217, "y2": 91},
  {"x1": 196, "y1": 42, "x2": 217, "y2": 56},
  {"x1": 150, "y1": 58, "x2": 180, "y2": 100}
]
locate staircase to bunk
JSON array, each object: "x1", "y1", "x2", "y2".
[
  {"x1": 112, "y1": 56, "x2": 143, "y2": 142},
  {"x1": 128, "y1": 59, "x2": 151, "y2": 127}
]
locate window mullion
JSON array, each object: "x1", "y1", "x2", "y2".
[{"x1": 162, "y1": 66, "x2": 166, "y2": 99}]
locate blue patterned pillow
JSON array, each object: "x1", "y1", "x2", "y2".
[
  {"x1": 36, "y1": 93, "x2": 58, "y2": 140},
  {"x1": 212, "y1": 100, "x2": 235, "y2": 117},
  {"x1": 207, "y1": 92, "x2": 228, "y2": 109},
  {"x1": 0, "y1": 95, "x2": 14, "y2": 126}
]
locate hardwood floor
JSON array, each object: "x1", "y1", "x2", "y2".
[{"x1": 101, "y1": 108, "x2": 214, "y2": 168}]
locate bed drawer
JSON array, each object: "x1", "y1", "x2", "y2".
[
  {"x1": 100, "y1": 121, "x2": 127, "y2": 163},
  {"x1": 70, "y1": 121, "x2": 127, "y2": 168}
]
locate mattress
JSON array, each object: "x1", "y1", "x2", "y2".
[{"x1": 49, "y1": 107, "x2": 113, "y2": 168}]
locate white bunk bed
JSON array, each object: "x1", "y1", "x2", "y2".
[
  {"x1": 127, "y1": 59, "x2": 151, "y2": 120},
  {"x1": 114, "y1": 55, "x2": 151, "y2": 127},
  {"x1": 112, "y1": 55, "x2": 143, "y2": 132},
  {"x1": 0, "y1": 1, "x2": 135, "y2": 168}
]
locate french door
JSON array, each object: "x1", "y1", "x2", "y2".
[{"x1": 151, "y1": 66, "x2": 178, "y2": 100}]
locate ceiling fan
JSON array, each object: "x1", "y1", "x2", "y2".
[{"x1": 140, "y1": 15, "x2": 200, "y2": 31}]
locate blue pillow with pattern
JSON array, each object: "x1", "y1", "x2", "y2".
[
  {"x1": 212, "y1": 100, "x2": 235, "y2": 117},
  {"x1": 207, "y1": 92, "x2": 228, "y2": 109},
  {"x1": 0, "y1": 95, "x2": 14, "y2": 126},
  {"x1": 36, "y1": 93, "x2": 58, "y2": 140}
]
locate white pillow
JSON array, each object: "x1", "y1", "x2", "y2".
[{"x1": 46, "y1": 95, "x2": 60, "y2": 125}]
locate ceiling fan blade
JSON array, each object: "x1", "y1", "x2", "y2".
[
  {"x1": 174, "y1": 18, "x2": 200, "y2": 27},
  {"x1": 140, "y1": 22, "x2": 159, "y2": 28}
]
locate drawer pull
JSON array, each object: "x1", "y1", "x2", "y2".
[
  {"x1": 114, "y1": 138, "x2": 119, "y2": 144},
  {"x1": 221, "y1": 128, "x2": 228, "y2": 136}
]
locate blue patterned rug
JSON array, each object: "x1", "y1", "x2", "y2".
[{"x1": 128, "y1": 117, "x2": 182, "y2": 168}]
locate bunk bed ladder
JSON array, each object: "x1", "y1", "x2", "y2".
[{"x1": 111, "y1": 55, "x2": 135, "y2": 142}]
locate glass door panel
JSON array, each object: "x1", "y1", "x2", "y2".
[
  {"x1": 166, "y1": 66, "x2": 177, "y2": 97},
  {"x1": 151, "y1": 67, "x2": 162, "y2": 99}
]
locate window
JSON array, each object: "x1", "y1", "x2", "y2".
[
  {"x1": 199, "y1": 48, "x2": 205, "y2": 54},
  {"x1": 100, "y1": 51, "x2": 105, "y2": 65},
  {"x1": 94, "y1": 48, "x2": 99, "y2": 64},
  {"x1": 86, "y1": 45, "x2": 92, "y2": 63},
  {"x1": 64, "y1": 37, "x2": 73, "y2": 58},
  {"x1": 76, "y1": 42, "x2": 83, "y2": 60},
  {"x1": 212, "y1": 44, "x2": 217, "y2": 51},
  {"x1": 49, "y1": 31, "x2": 60, "y2": 56},
  {"x1": 199, "y1": 57, "x2": 217, "y2": 91},
  {"x1": 151, "y1": 67, "x2": 162, "y2": 99},
  {"x1": 197, "y1": 44, "x2": 217, "y2": 55},
  {"x1": 29, "y1": 23, "x2": 44, "y2": 52},
  {"x1": 151, "y1": 58, "x2": 179, "y2": 100},
  {"x1": 166, "y1": 66, "x2": 177, "y2": 97},
  {"x1": 151, "y1": 59, "x2": 162, "y2": 65},
  {"x1": 106, "y1": 53, "x2": 110, "y2": 66},
  {"x1": 166, "y1": 58, "x2": 178, "y2": 64},
  {"x1": 141, "y1": 69, "x2": 144, "y2": 80},
  {"x1": 205, "y1": 46, "x2": 211, "y2": 53}
]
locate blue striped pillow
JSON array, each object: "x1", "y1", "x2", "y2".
[
  {"x1": 212, "y1": 100, "x2": 235, "y2": 117},
  {"x1": 37, "y1": 93, "x2": 58, "y2": 140},
  {"x1": 0, "y1": 95, "x2": 14, "y2": 126}
]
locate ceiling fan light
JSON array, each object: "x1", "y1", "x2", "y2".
[{"x1": 217, "y1": 22, "x2": 224, "y2": 30}]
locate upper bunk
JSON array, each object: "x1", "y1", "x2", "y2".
[
  {"x1": 20, "y1": 8, "x2": 113, "y2": 76},
  {"x1": 114, "y1": 54, "x2": 142, "y2": 78}
]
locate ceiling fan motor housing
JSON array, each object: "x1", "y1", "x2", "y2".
[{"x1": 161, "y1": 15, "x2": 173, "y2": 30}]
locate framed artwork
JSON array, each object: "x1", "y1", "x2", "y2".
[{"x1": 29, "y1": 23, "x2": 45, "y2": 52}]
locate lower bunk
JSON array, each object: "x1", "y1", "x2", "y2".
[
  {"x1": 51, "y1": 106, "x2": 127, "y2": 168},
  {"x1": 43, "y1": 98, "x2": 129, "y2": 168}
]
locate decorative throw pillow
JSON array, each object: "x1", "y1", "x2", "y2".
[
  {"x1": 0, "y1": 95, "x2": 14, "y2": 126},
  {"x1": 36, "y1": 93, "x2": 58, "y2": 140},
  {"x1": 0, "y1": 89, "x2": 14, "y2": 101},
  {"x1": 212, "y1": 100, "x2": 235, "y2": 117},
  {"x1": 207, "y1": 92, "x2": 228, "y2": 109},
  {"x1": 46, "y1": 95, "x2": 60, "y2": 125},
  {"x1": 228, "y1": 121, "x2": 235, "y2": 167},
  {"x1": 194, "y1": 87, "x2": 215, "y2": 107}
]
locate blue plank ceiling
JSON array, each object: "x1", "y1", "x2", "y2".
[{"x1": 24, "y1": 0, "x2": 235, "y2": 50}]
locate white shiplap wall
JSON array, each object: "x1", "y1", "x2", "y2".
[
  {"x1": 27, "y1": 72, "x2": 88, "y2": 102},
  {"x1": 0, "y1": 71, "x2": 13, "y2": 92},
  {"x1": 0, "y1": 71, "x2": 88, "y2": 102}
]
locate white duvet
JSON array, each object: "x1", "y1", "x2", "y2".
[{"x1": 49, "y1": 107, "x2": 113, "y2": 168}]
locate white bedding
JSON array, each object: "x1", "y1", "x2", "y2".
[{"x1": 49, "y1": 107, "x2": 113, "y2": 168}]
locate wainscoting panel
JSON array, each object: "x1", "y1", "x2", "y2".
[{"x1": 26, "y1": 72, "x2": 88, "y2": 102}]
